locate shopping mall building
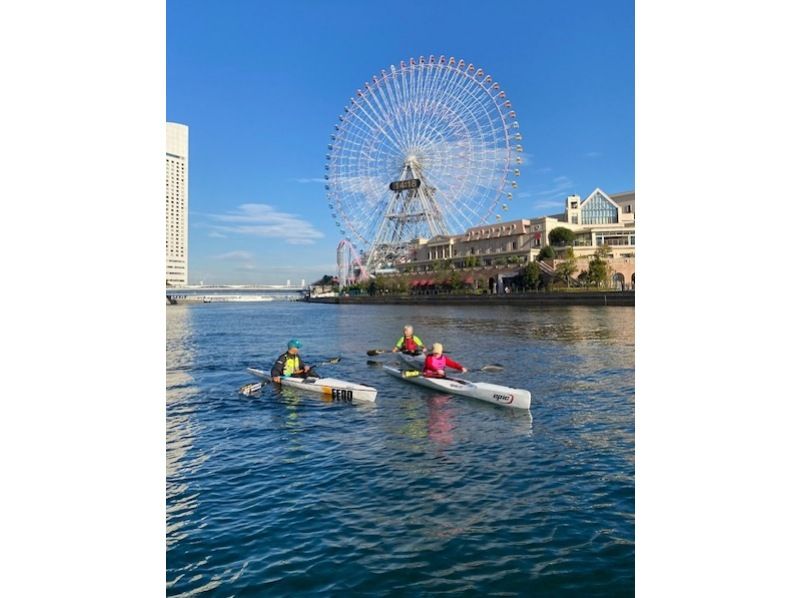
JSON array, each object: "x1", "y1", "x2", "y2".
[{"x1": 394, "y1": 188, "x2": 635, "y2": 292}]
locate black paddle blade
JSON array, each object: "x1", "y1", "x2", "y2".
[
  {"x1": 326, "y1": 356, "x2": 341, "y2": 364},
  {"x1": 366, "y1": 359, "x2": 384, "y2": 366},
  {"x1": 366, "y1": 349, "x2": 386, "y2": 356}
]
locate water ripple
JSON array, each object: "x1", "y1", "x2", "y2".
[{"x1": 167, "y1": 303, "x2": 634, "y2": 596}]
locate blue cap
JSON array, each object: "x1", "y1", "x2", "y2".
[{"x1": 288, "y1": 339, "x2": 302, "y2": 349}]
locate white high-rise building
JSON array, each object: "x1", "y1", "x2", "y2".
[{"x1": 166, "y1": 122, "x2": 189, "y2": 286}]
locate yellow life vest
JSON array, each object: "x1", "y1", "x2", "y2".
[{"x1": 283, "y1": 354, "x2": 301, "y2": 376}]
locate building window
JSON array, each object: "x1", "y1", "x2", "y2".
[{"x1": 581, "y1": 191, "x2": 619, "y2": 224}]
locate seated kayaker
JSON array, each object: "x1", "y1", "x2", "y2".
[
  {"x1": 422, "y1": 343, "x2": 467, "y2": 378},
  {"x1": 271, "y1": 339, "x2": 312, "y2": 382},
  {"x1": 391, "y1": 324, "x2": 426, "y2": 355}
]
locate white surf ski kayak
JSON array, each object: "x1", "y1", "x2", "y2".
[
  {"x1": 395, "y1": 352, "x2": 425, "y2": 369},
  {"x1": 383, "y1": 366, "x2": 531, "y2": 410},
  {"x1": 246, "y1": 368, "x2": 377, "y2": 402}
]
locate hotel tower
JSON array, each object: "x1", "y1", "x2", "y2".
[{"x1": 166, "y1": 122, "x2": 189, "y2": 286}]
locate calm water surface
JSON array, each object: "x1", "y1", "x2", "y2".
[{"x1": 167, "y1": 302, "x2": 634, "y2": 596}]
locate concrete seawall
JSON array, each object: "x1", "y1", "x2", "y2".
[{"x1": 307, "y1": 291, "x2": 634, "y2": 307}]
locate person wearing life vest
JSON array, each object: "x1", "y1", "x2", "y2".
[
  {"x1": 271, "y1": 339, "x2": 311, "y2": 382},
  {"x1": 423, "y1": 343, "x2": 467, "y2": 378},
  {"x1": 391, "y1": 324, "x2": 426, "y2": 355}
]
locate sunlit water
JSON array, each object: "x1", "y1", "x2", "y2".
[{"x1": 167, "y1": 302, "x2": 634, "y2": 596}]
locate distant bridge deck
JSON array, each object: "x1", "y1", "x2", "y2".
[{"x1": 166, "y1": 286, "x2": 305, "y2": 292}]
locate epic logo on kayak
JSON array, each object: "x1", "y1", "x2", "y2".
[{"x1": 493, "y1": 393, "x2": 513, "y2": 404}]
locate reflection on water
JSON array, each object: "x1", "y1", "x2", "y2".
[
  {"x1": 167, "y1": 303, "x2": 634, "y2": 596},
  {"x1": 427, "y1": 395, "x2": 455, "y2": 447}
]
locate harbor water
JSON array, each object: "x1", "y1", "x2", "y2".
[{"x1": 167, "y1": 302, "x2": 634, "y2": 595}]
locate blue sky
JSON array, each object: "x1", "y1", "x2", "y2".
[{"x1": 167, "y1": 0, "x2": 633, "y2": 285}]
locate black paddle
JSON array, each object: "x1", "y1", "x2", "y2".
[{"x1": 368, "y1": 351, "x2": 504, "y2": 372}]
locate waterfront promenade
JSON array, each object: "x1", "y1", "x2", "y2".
[{"x1": 307, "y1": 290, "x2": 635, "y2": 307}]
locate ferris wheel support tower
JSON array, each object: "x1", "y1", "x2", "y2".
[{"x1": 367, "y1": 159, "x2": 447, "y2": 270}]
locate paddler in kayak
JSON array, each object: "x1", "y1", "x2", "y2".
[
  {"x1": 391, "y1": 324, "x2": 426, "y2": 355},
  {"x1": 422, "y1": 343, "x2": 467, "y2": 378},
  {"x1": 271, "y1": 339, "x2": 312, "y2": 383}
]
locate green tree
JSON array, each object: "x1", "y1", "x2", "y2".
[
  {"x1": 555, "y1": 248, "x2": 578, "y2": 287},
  {"x1": 447, "y1": 270, "x2": 463, "y2": 290},
  {"x1": 537, "y1": 245, "x2": 556, "y2": 261},
  {"x1": 395, "y1": 278, "x2": 409, "y2": 294},
  {"x1": 595, "y1": 244, "x2": 611, "y2": 259},
  {"x1": 548, "y1": 227, "x2": 576, "y2": 247},
  {"x1": 587, "y1": 249, "x2": 610, "y2": 287},
  {"x1": 313, "y1": 274, "x2": 335, "y2": 286},
  {"x1": 521, "y1": 261, "x2": 541, "y2": 290}
]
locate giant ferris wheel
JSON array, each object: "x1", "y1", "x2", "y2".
[{"x1": 325, "y1": 55, "x2": 523, "y2": 272}]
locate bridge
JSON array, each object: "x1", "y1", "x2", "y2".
[{"x1": 166, "y1": 284, "x2": 306, "y2": 292}]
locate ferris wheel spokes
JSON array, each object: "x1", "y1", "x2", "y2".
[{"x1": 327, "y1": 56, "x2": 522, "y2": 272}]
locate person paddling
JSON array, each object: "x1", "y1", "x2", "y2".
[
  {"x1": 422, "y1": 343, "x2": 467, "y2": 378},
  {"x1": 391, "y1": 324, "x2": 426, "y2": 355},
  {"x1": 271, "y1": 339, "x2": 312, "y2": 383}
]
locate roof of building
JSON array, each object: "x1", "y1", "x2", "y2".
[{"x1": 610, "y1": 191, "x2": 635, "y2": 200}]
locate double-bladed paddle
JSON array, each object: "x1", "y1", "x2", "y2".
[{"x1": 370, "y1": 356, "x2": 504, "y2": 373}]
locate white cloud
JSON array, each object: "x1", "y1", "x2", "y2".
[
  {"x1": 585, "y1": 151, "x2": 602, "y2": 158},
  {"x1": 213, "y1": 251, "x2": 253, "y2": 260},
  {"x1": 534, "y1": 175, "x2": 575, "y2": 198},
  {"x1": 202, "y1": 203, "x2": 325, "y2": 245},
  {"x1": 532, "y1": 200, "x2": 564, "y2": 210},
  {"x1": 208, "y1": 231, "x2": 227, "y2": 239}
]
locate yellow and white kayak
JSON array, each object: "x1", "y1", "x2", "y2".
[{"x1": 246, "y1": 368, "x2": 377, "y2": 402}]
